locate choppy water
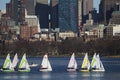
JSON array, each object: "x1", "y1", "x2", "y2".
[{"x1": 0, "y1": 57, "x2": 120, "y2": 80}]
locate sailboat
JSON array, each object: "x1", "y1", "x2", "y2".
[
  {"x1": 18, "y1": 54, "x2": 30, "y2": 72},
  {"x1": 67, "y1": 53, "x2": 77, "y2": 71},
  {"x1": 91, "y1": 53, "x2": 105, "y2": 72},
  {"x1": 1, "y1": 54, "x2": 14, "y2": 72},
  {"x1": 12, "y1": 53, "x2": 19, "y2": 69},
  {"x1": 39, "y1": 54, "x2": 52, "y2": 72},
  {"x1": 81, "y1": 53, "x2": 90, "y2": 72}
]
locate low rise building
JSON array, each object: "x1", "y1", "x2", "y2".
[
  {"x1": 20, "y1": 24, "x2": 38, "y2": 39},
  {"x1": 97, "y1": 24, "x2": 104, "y2": 38},
  {"x1": 58, "y1": 31, "x2": 77, "y2": 40},
  {"x1": 81, "y1": 24, "x2": 105, "y2": 42},
  {"x1": 20, "y1": 15, "x2": 40, "y2": 39},
  {"x1": 104, "y1": 25, "x2": 120, "y2": 37}
]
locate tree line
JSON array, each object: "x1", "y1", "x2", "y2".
[{"x1": 0, "y1": 37, "x2": 120, "y2": 57}]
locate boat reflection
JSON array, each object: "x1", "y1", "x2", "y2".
[
  {"x1": 68, "y1": 72, "x2": 77, "y2": 78},
  {"x1": 41, "y1": 72, "x2": 51, "y2": 79},
  {"x1": 3, "y1": 75, "x2": 18, "y2": 79},
  {"x1": 20, "y1": 75, "x2": 29, "y2": 79},
  {"x1": 81, "y1": 72, "x2": 91, "y2": 77},
  {"x1": 90, "y1": 72, "x2": 104, "y2": 77},
  {"x1": 90, "y1": 72, "x2": 104, "y2": 80}
]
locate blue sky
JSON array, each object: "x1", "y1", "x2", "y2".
[
  {"x1": 0, "y1": 0, "x2": 10, "y2": 10},
  {"x1": 94, "y1": 0, "x2": 100, "y2": 12},
  {"x1": 0, "y1": 0, "x2": 100, "y2": 12}
]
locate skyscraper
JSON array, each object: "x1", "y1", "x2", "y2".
[
  {"x1": 51, "y1": 0, "x2": 58, "y2": 29},
  {"x1": 82, "y1": 0, "x2": 93, "y2": 15},
  {"x1": 58, "y1": 0, "x2": 78, "y2": 32},
  {"x1": 6, "y1": 0, "x2": 26, "y2": 25},
  {"x1": 99, "y1": 0, "x2": 120, "y2": 25},
  {"x1": 25, "y1": 0, "x2": 36, "y2": 15},
  {"x1": 25, "y1": 0, "x2": 49, "y2": 15},
  {"x1": 78, "y1": 0, "x2": 82, "y2": 27},
  {"x1": 25, "y1": 0, "x2": 58, "y2": 29},
  {"x1": 82, "y1": 0, "x2": 93, "y2": 23},
  {"x1": 35, "y1": 0, "x2": 49, "y2": 29}
]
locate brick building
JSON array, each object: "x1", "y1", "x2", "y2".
[{"x1": 20, "y1": 25, "x2": 38, "y2": 39}]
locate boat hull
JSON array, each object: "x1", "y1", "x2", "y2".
[
  {"x1": 18, "y1": 69, "x2": 30, "y2": 72},
  {"x1": 39, "y1": 69, "x2": 52, "y2": 72},
  {"x1": 91, "y1": 69, "x2": 105, "y2": 72},
  {"x1": 29, "y1": 64, "x2": 38, "y2": 67},
  {"x1": 67, "y1": 69, "x2": 76, "y2": 72},
  {"x1": 80, "y1": 69, "x2": 90, "y2": 72},
  {"x1": 0, "y1": 69, "x2": 14, "y2": 72}
]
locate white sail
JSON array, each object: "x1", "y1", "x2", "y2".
[
  {"x1": 74, "y1": 59, "x2": 77, "y2": 69},
  {"x1": 96, "y1": 54, "x2": 101, "y2": 69},
  {"x1": 47, "y1": 59, "x2": 52, "y2": 71},
  {"x1": 81, "y1": 53, "x2": 90, "y2": 71},
  {"x1": 12, "y1": 53, "x2": 19, "y2": 68},
  {"x1": 67, "y1": 53, "x2": 77, "y2": 71},
  {"x1": 100, "y1": 60, "x2": 105, "y2": 71},
  {"x1": 18, "y1": 54, "x2": 30, "y2": 72},
  {"x1": 68, "y1": 53, "x2": 77, "y2": 69},
  {"x1": 41, "y1": 54, "x2": 48, "y2": 68},
  {"x1": 40, "y1": 54, "x2": 52, "y2": 71},
  {"x1": 96, "y1": 54, "x2": 105, "y2": 72}
]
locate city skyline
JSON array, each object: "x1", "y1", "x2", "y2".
[{"x1": 0, "y1": 0, "x2": 100, "y2": 12}]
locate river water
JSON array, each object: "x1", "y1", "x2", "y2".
[{"x1": 0, "y1": 57, "x2": 120, "y2": 80}]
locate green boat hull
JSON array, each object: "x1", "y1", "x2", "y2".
[{"x1": 1, "y1": 69, "x2": 14, "y2": 72}]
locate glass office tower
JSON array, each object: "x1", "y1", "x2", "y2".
[{"x1": 58, "y1": 0, "x2": 78, "y2": 32}]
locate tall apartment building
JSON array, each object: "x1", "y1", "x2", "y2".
[
  {"x1": 6, "y1": 0, "x2": 25, "y2": 25},
  {"x1": 99, "y1": 0, "x2": 120, "y2": 25}
]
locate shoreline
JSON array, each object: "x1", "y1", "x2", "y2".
[
  {"x1": 0, "y1": 54, "x2": 120, "y2": 58},
  {"x1": 104, "y1": 55, "x2": 120, "y2": 58}
]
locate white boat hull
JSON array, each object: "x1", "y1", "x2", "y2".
[
  {"x1": 91, "y1": 69, "x2": 105, "y2": 72},
  {"x1": 67, "y1": 69, "x2": 76, "y2": 72},
  {"x1": 39, "y1": 69, "x2": 52, "y2": 72},
  {"x1": 29, "y1": 64, "x2": 38, "y2": 67}
]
